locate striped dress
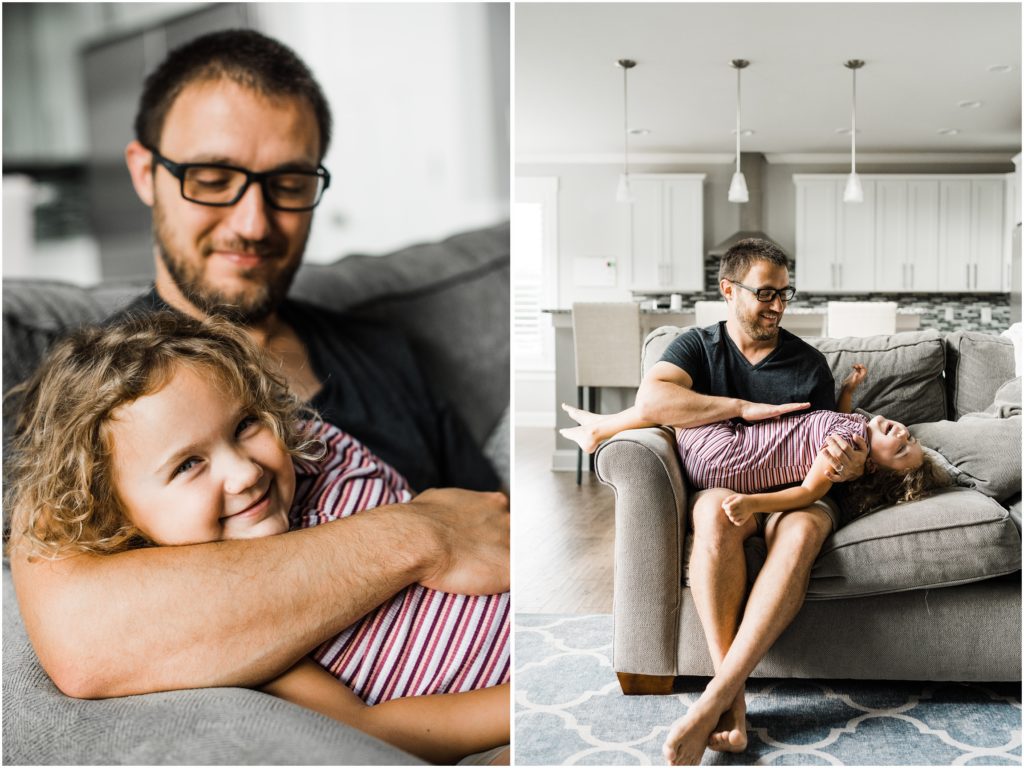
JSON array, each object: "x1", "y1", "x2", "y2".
[
  {"x1": 677, "y1": 411, "x2": 868, "y2": 493},
  {"x1": 289, "y1": 421, "x2": 510, "y2": 705}
]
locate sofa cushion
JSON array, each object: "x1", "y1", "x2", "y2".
[
  {"x1": 945, "y1": 330, "x2": 1016, "y2": 420},
  {"x1": 806, "y1": 331, "x2": 947, "y2": 427},
  {"x1": 910, "y1": 377, "x2": 1022, "y2": 504},
  {"x1": 805, "y1": 488, "x2": 1021, "y2": 598}
]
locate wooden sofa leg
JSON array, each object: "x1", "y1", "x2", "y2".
[{"x1": 616, "y1": 672, "x2": 675, "y2": 695}]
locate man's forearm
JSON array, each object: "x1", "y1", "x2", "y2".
[
  {"x1": 10, "y1": 503, "x2": 436, "y2": 699},
  {"x1": 634, "y1": 381, "x2": 742, "y2": 430}
]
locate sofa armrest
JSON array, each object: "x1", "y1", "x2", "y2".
[{"x1": 595, "y1": 426, "x2": 688, "y2": 676}]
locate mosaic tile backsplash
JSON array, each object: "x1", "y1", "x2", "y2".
[{"x1": 666, "y1": 253, "x2": 1015, "y2": 335}]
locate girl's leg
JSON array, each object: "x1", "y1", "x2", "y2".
[{"x1": 559, "y1": 403, "x2": 658, "y2": 453}]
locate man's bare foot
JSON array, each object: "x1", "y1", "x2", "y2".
[
  {"x1": 707, "y1": 694, "x2": 747, "y2": 753},
  {"x1": 560, "y1": 403, "x2": 602, "y2": 426},
  {"x1": 662, "y1": 699, "x2": 721, "y2": 766},
  {"x1": 559, "y1": 425, "x2": 601, "y2": 454}
]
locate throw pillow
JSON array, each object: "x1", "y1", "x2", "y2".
[{"x1": 910, "y1": 377, "x2": 1022, "y2": 503}]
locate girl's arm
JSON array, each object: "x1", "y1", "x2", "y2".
[
  {"x1": 837, "y1": 364, "x2": 868, "y2": 414},
  {"x1": 261, "y1": 658, "x2": 509, "y2": 765},
  {"x1": 721, "y1": 452, "x2": 836, "y2": 526}
]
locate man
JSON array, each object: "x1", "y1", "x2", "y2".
[
  {"x1": 9, "y1": 29, "x2": 509, "y2": 701},
  {"x1": 633, "y1": 239, "x2": 867, "y2": 765}
]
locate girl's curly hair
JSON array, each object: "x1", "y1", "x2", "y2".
[
  {"x1": 6, "y1": 311, "x2": 324, "y2": 560},
  {"x1": 844, "y1": 453, "x2": 951, "y2": 519}
]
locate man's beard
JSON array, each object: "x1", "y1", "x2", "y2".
[
  {"x1": 737, "y1": 305, "x2": 781, "y2": 342},
  {"x1": 153, "y1": 203, "x2": 303, "y2": 324}
]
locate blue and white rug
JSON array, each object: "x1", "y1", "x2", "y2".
[{"x1": 515, "y1": 614, "x2": 1022, "y2": 765}]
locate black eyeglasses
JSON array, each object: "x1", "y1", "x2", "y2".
[
  {"x1": 147, "y1": 146, "x2": 330, "y2": 211},
  {"x1": 727, "y1": 279, "x2": 796, "y2": 303}
]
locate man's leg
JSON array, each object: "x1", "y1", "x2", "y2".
[
  {"x1": 686, "y1": 489, "x2": 758, "y2": 754},
  {"x1": 664, "y1": 504, "x2": 832, "y2": 765}
]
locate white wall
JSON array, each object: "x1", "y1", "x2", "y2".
[{"x1": 256, "y1": 3, "x2": 509, "y2": 263}]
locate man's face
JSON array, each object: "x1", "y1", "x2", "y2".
[
  {"x1": 149, "y1": 78, "x2": 321, "y2": 322},
  {"x1": 724, "y1": 260, "x2": 791, "y2": 342}
]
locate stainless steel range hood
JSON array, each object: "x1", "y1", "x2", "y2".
[{"x1": 707, "y1": 152, "x2": 786, "y2": 258}]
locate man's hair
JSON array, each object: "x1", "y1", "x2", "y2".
[
  {"x1": 844, "y1": 454, "x2": 951, "y2": 519},
  {"x1": 5, "y1": 312, "x2": 322, "y2": 560},
  {"x1": 134, "y1": 29, "x2": 332, "y2": 159},
  {"x1": 719, "y1": 238, "x2": 790, "y2": 282}
]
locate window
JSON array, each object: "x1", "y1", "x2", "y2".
[{"x1": 513, "y1": 177, "x2": 558, "y2": 371}]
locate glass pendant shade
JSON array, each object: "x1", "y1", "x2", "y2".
[
  {"x1": 843, "y1": 172, "x2": 864, "y2": 203},
  {"x1": 616, "y1": 173, "x2": 633, "y2": 203},
  {"x1": 728, "y1": 171, "x2": 749, "y2": 203}
]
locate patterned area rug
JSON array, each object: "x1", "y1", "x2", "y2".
[{"x1": 515, "y1": 614, "x2": 1022, "y2": 765}]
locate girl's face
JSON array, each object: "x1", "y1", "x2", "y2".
[
  {"x1": 107, "y1": 364, "x2": 295, "y2": 545},
  {"x1": 866, "y1": 414, "x2": 923, "y2": 473}
]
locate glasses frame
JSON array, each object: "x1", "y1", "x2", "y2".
[
  {"x1": 727, "y1": 279, "x2": 796, "y2": 303},
  {"x1": 147, "y1": 146, "x2": 331, "y2": 212}
]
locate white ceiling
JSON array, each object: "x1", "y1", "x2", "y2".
[{"x1": 515, "y1": 2, "x2": 1022, "y2": 159}]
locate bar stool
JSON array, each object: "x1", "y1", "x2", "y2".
[
  {"x1": 571, "y1": 302, "x2": 642, "y2": 483},
  {"x1": 826, "y1": 301, "x2": 897, "y2": 337},
  {"x1": 694, "y1": 300, "x2": 729, "y2": 327}
]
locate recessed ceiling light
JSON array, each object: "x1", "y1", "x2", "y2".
[
  {"x1": 988, "y1": 64, "x2": 1013, "y2": 73},
  {"x1": 938, "y1": 128, "x2": 961, "y2": 136},
  {"x1": 629, "y1": 128, "x2": 652, "y2": 135},
  {"x1": 835, "y1": 127, "x2": 861, "y2": 135},
  {"x1": 730, "y1": 129, "x2": 755, "y2": 136},
  {"x1": 958, "y1": 100, "x2": 983, "y2": 109}
]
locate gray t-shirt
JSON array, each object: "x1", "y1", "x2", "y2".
[{"x1": 660, "y1": 322, "x2": 836, "y2": 419}]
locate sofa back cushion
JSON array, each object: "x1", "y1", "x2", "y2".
[
  {"x1": 944, "y1": 330, "x2": 1016, "y2": 420},
  {"x1": 642, "y1": 327, "x2": 947, "y2": 426}
]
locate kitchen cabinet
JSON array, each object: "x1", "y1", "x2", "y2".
[
  {"x1": 629, "y1": 174, "x2": 705, "y2": 292},
  {"x1": 796, "y1": 174, "x2": 1009, "y2": 293}
]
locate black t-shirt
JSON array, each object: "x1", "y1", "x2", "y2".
[
  {"x1": 659, "y1": 322, "x2": 836, "y2": 416},
  {"x1": 115, "y1": 289, "x2": 499, "y2": 493}
]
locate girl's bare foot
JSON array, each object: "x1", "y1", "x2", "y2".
[
  {"x1": 559, "y1": 425, "x2": 601, "y2": 454},
  {"x1": 560, "y1": 403, "x2": 602, "y2": 426},
  {"x1": 707, "y1": 693, "x2": 747, "y2": 753}
]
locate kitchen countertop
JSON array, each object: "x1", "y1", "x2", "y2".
[{"x1": 543, "y1": 305, "x2": 926, "y2": 315}]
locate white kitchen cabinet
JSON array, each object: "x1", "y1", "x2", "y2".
[
  {"x1": 796, "y1": 174, "x2": 1007, "y2": 293},
  {"x1": 629, "y1": 174, "x2": 705, "y2": 292}
]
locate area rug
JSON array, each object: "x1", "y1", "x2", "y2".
[{"x1": 515, "y1": 614, "x2": 1022, "y2": 765}]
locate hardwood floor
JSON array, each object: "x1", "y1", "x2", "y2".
[{"x1": 513, "y1": 426, "x2": 615, "y2": 614}]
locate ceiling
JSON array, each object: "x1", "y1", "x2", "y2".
[{"x1": 515, "y1": 3, "x2": 1022, "y2": 159}]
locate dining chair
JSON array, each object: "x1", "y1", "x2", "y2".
[
  {"x1": 694, "y1": 300, "x2": 729, "y2": 327},
  {"x1": 826, "y1": 301, "x2": 897, "y2": 337},
  {"x1": 571, "y1": 302, "x2": 642, "y2": 483}
]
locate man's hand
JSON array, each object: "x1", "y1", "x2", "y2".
[
  {"x1": 408, "y1": 488, "x2": 510, "y2": 596},
  {"x1": 738, "y1": 400, "x2": 810, "y2": 423},
  {"x1": 819, "y1": 434, "x2": 868, "y2": 483},
  {"x1": 721, "y1": 493, "x2": 756, "y2": 526},
  {"x1": 840, "y1": 364, "x2": 868, "y2": 391}
]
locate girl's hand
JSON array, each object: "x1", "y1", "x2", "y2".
[
  {"x1": 721, "y1": 494, "x2": 755, "y2": 526},
  {"x1": 841, "y1": 364, "x2": 868, "y2": 390}
]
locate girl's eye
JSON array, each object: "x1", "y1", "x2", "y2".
[
  {"x1": 173, "y1": 457, "x2": 201, "y2": 477},
  {"x1": 236, "y1": 415, "x2": 260, "y2": 437}
]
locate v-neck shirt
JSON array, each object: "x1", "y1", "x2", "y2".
[{"x1": 660, "y1": 321, "x2": 836, "y2": 418}]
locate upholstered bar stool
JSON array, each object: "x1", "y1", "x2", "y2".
[
  {"x1": 571, "y1": 302, "x2": 642, "y2": 484},
  {"x1": 694, "y1": 300, "x2": 729, "y2": 327},
  {"x1": 826, "y1": 301, "x2": 897, "y2": 337}
]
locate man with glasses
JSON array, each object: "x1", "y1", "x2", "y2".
[
  {"x1": 10, "y1": 29, "x2": 508, "y2": 705},
  {"x1": 633, "y1": 239, "x2": 867, "y2": 765}
]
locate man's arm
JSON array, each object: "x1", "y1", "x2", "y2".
[
  {"x1": 633, "y1": 361, "x2": 810, "y2": 429},
  {"x1": 9, "y1": 489, "x2": 508, "y2": 700}
]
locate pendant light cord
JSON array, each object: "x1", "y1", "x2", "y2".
[
  {"x1": 735, "y1": 65, "x2": 742, "y2": 174},
  {"x1": 623, "y1": 65, "x2": 629, "y2": 178},
  {"x1": 850, "y1": 66, "x2": 857, "y2": 173}
]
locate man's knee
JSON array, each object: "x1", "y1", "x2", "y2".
[
  {"x1": 766, "y1": 507, "x2": 831, "y2": 561},
  {"x1": 691, "y1": 489, "x2": 755, "y2": 546}
]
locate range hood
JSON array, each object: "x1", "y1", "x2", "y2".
[{"x1": 707, "y1": 152, "x2": 786, "y2": 257}]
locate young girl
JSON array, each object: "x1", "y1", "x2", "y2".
[
  {"x1": 6, "y1": 311, "x2": 509, "y2": 765},
  {"x1": 561, "y1": 365, "x2": 947, "y2": 521}
]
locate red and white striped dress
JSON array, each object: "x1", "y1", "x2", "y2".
[
  {"x1": 290, "y1": 421, "x2": 510, "y2": 705},
  {"x1": 677, "y1": 411, "x2": 868, "y2": 493}
]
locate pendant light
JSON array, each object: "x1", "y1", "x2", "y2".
[
  {"x1": 728, "y1": 59, "x2": 750, "y2": 203},
  {"x1": 615, "y1": 59, "x2": 636, "y2": 204},
  {"x1": 843, "y1": 59, "x2": 865, "y2": 203}
]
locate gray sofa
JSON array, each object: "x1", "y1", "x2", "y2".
[
  {"x1": 597, "y1": 326, "x2": 1021, "y2": 691},
  {"x1": 2, "y1": 223, "x2": 509, "y2": 765}
]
